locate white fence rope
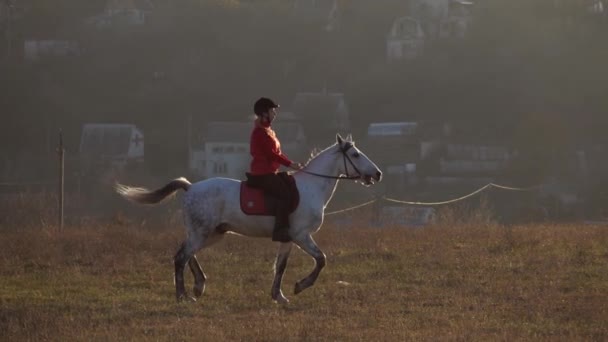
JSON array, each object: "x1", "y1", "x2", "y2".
[
  {"x1": 383, "y1": 184, "x2": 493, "y2": 206},
  {"x1": 325, "y1": 182, "x2": 543, "y2": 215},
  {"x1": 383, "y1": 183, "x2": 541, "y2": 206},
  {"x1": 0, "y1": 180, "x2": 541, "y2": 216},
  {"x1": 325, "y1": 198, "x2": 379, "y2": 216},
  {"x1": 488, "y1": 183, "x2": 543, "y2": 191}
]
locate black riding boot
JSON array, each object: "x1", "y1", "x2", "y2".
[{"x1": 272, "y1": 205, "x2": 291, "y2": 242}]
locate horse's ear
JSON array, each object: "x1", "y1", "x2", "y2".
[
  {"x1": 346, "y1": 133, "x2": 353, "y2": 142},
  {"x1": 336, "y1": 133, "x2": 343, "y2": 145}
]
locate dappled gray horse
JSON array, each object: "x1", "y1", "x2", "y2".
[{"x1": 116, "y1": 134, "x2": 382, "y2": 303}]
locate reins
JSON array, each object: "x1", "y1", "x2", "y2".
[{"x1": 296, "y1": 142, "x2": 362, "y2": 180}]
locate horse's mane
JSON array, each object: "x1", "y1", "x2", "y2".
[
  {"x1": 305, "y1": 147, "x2": 326, "y2": 164},
  {"x1": 304, "y1": 135, "x2": 354, "y2": 166}
]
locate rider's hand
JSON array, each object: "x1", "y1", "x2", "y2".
[{"x1": 290, "y1": 162, "x2": 304, "y2": 170}]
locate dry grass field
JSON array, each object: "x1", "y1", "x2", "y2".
[{"x1": 1, "y1": 202, "x2": 608, "y2": 341}]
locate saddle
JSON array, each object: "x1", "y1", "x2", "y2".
[{"x1": 240, "y1": 173, "x2": 300, "y2": 216}]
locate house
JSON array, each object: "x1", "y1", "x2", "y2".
[
  {"x1": 408, "y1": 0, "x2": 448, "y2": 38},
  {"x1": 438, "y1": 144, "x2": 511, "y2": 175},
  {"x1": 79, "y1": 123, "x2": 144, "y2": 171},
  {"x1": 439, "y1": 0, "x2": 474, "y2": 39},
  {"x1": 366, "y1": 122, "x2": 420, "y2": 163},
  {"x1": 189, "y1": 121, "x2": 307, "y2": 179},
  {"x1": 364, "y1": 121, "x2": 516, "y2": 198},
  {"x1": 365, "y1": 122, "x2": 421, "y2": 192},
  {"x1": 408, "y1": 0, "x2": 474, "y2": 39},
  {"x1": 292, "y1": 90, "x2": 350, "y2": 148},
  {"x1": 24, "y1": 40, "x2": 80, "y2": 62},
  {"x1": 86, "y1": 0, "x2": 153, "y2": 29},
  {"x1": 386, "y1": 16, "x2": 425, "y2": 61},
  {"x1": 587, "y1": 0, "x2": 605, "y2": 14}
]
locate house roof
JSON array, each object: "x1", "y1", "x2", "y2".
[
  {"x1": 80, "y1": 123, "x2": 142, "y2": 156},
  {"x1": 368, "y1": 122, "x2": 418, "y2": 137},
  {"x1": 204, "y1": 121, "x2": 305, "y2": 144},
  {"x1": 452, "y1": 0, "x2": 474, "y2": 6}
]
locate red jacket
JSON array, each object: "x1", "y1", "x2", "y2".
[{"x1": 250, "y1": 122, "x2": 292, "y2": 175}]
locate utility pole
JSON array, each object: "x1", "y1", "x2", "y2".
[{"x1": 58, "y1": 130, "x2": 65, "y2": 231}]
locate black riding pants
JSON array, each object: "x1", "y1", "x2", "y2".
[{"x1": 246, "y1": 172, "x2": 293, "y2": 229}]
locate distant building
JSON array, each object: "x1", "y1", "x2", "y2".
[
  {"x1": 79, "y1": 123, "x2": 144, "y2": 173},
  {"x1": 24, "y1": 40, "x2": 80, "y2": 62},
  {"x1": 368, "y1": 122, "x2": 418, "y2": 137},
  {"x1": 366, "y1": 122, "x2": 420, "y2": 162},
  {"x1": 439, "y1": 144, "x2": 511, "y2": 175},
  {"x1": 587, "y1": 0, "x2": 605, "y2": 14},
  {"x1": 86, "y1": 0, "x2": 153, "y2": 29},
  {"x1": 408, "y1": 0, "x2": 474, "y2": 39},
  {"x1": 364, "y1": 121, "x2": 518, "y2": 198},
  {"x1": 189, "y1": 121, "x2": 307, "y2": 179},
  {"x1": 439, "y1": 0, "x2": 474, "y2": 39},
  {"x1": 292, "y1": 90, "x2": 350, "y2": 147},
  {"x1": 366, "y1": 122, "x2": 421, "y2": 191},
  {"x1": 387, "y1": 16, "x2": 425, "y2": 61}
]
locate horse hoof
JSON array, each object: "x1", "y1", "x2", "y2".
[
  {"x1": 294, "y1": 282, "x2": 304, "y2": 295},
  {"x1": 272, "y1": 293, "x2": 290, "y2": 304},
  {"x1": 274, "y1": 296, "x2": 290, "y2": 304},
  {"x1": 176, "y1": 294, "x2": 197, "y2": 303},
  {"x1": 193, "y1": 285, "x2": 205, "y2": 298}
]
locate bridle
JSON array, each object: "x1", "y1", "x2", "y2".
[{"x1": 297, "y1": 142, "x2": 362, "y2": 180}]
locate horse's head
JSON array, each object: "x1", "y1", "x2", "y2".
[{"x1": 335, "y1": 134, "x2": 382, "y2": 186}]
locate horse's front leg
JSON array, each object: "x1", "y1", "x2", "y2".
[
  {"x1": 292, "y1": 234, "x2": 326, "y2": 295},
  {"x1": 271, "y1": 242, "x2": 293, "y2": 304}
]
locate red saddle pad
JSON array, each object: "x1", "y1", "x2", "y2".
[{"x1": 240, "y1": 176, "x2": 299, "y2": 216}]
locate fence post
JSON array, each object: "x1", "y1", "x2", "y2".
[{"x1": 58, "y1": 130, "x2": 64, "y2": 230}]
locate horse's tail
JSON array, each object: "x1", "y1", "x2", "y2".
[{"x1": 115, "y1": 177, "x2": 191, "y2": 205}]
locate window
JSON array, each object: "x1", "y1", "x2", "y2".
[{"x1": 213, "y1": 162, "x2": 228, "y2": 174}]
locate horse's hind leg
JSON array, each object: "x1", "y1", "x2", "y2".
[
  {"x1": 292, "y1": 234, "x2": 326, "y2": 295},
  {"x1": 174, "y1": 243, "x2": 190, "y2": 301},
  {"x1": 174, "y1": 236, "x2": 206, "y2": 302},
  {"x1": 187, "y1": 232, "x2": 224, "y2": 299},
  {"x1": 271, "y1": 242, "x2": 292, "y2": 304}
]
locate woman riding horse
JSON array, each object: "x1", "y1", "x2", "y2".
[
  {"x1": 246, "y1": 97, "x2": 303, "y2": 242},
  {"x1": 116, "y1": 123, "x2": 383, "y2": 303}
]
